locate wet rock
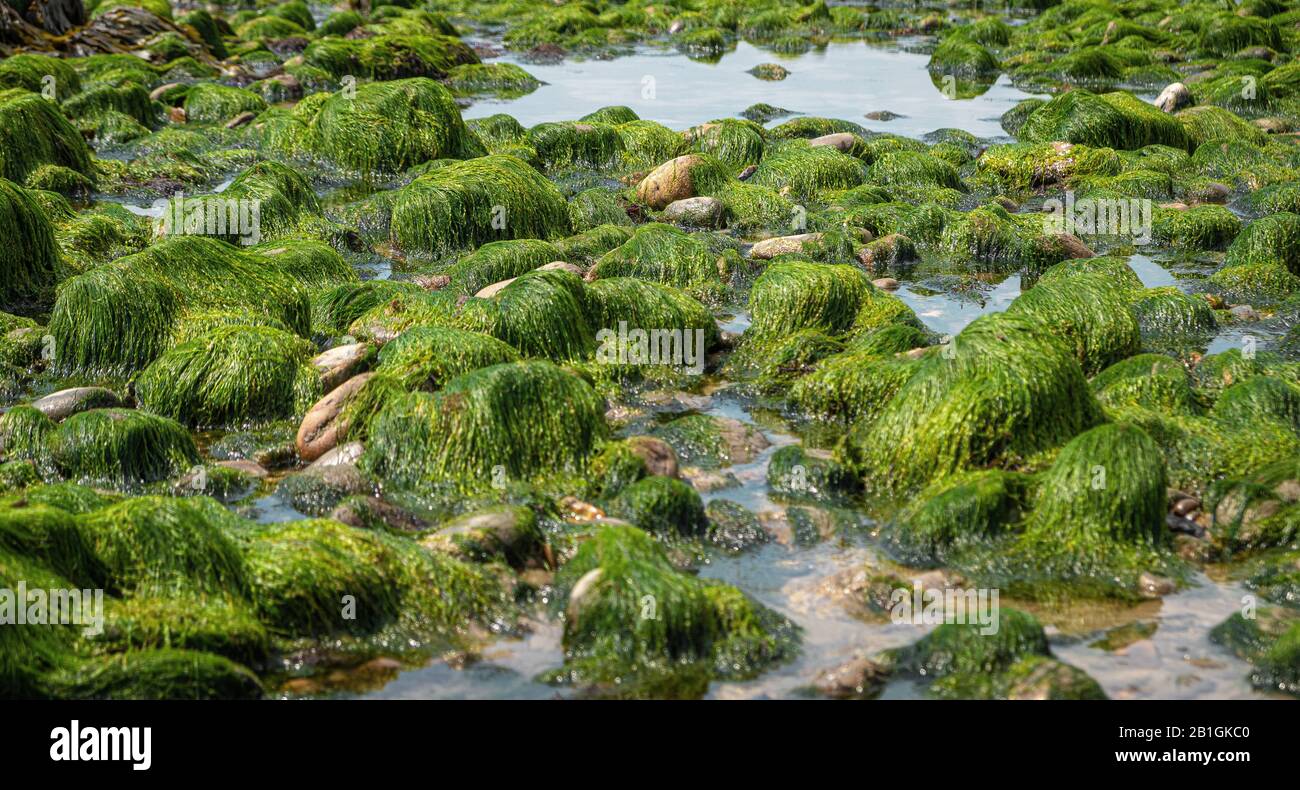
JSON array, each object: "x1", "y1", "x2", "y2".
[
  {"x1": 209, "y1": 459, "x2": 266, "y2": 482},
  {"x1": 307, "y1": 440, "x2": 364, "y2": 470},
  {"x1": 813, "y1": 656, "x2": 888, "y2": 699},
  {"x1": 1154, "y1": 82, "x2": 1191, "y2": 113},
  {"x1": 737, "y1": 164, "x2": 758, "y2": 181},
  {"x1": 224, "y1": 111, "x2": 256, "y2": 129},
  {"x1": 296, "y1": 373, "x2": 372, "y2": 463},
  {"x1": 566, "y1": 567, "x2": 603, "y2": 624},
  {"x1": 704, "y1": 499, "x2": 770, "y2": 553},
  {"x1": 413, "y1": 273, "x2": 451, "y2": 291},
  {"x1": 278, "y1": 462, "x2": 369, "y2": 516},
  {"x1": 539, "y1": 261, "x2": 582, "y2": 276},
  {"x1": 331, "y1": 495, "x2": 428, "y2": 533},
  {"x1": 423, "y1": 506, "x2": 543, "y2": 568},
  {"x1": 1005, "y1": 658, "x2": 1108, "y2": 700},
  {"x1": 661, "y1": 196, "x2": 723, "y2": 228},
  {"x1": 680, "y1": 466, "x2": 739, "y2": 493},
  {"x1": 1254, "y1": 117, "x2": 1290, "y2": 135},
  {"x1": 855, "y1": 233, "x2": 916, "y2": 271},
  {"x1": 808, "y1": 132, "x2": 857, "y2": 152},
  {"x1": 1172, "y1": 496, "x2": 1201, "y2": 518},
  {"x1": 747, "y1": 63, "x2": 789, "y2": 81},
  {"x1": 1228, "y1": 304, "x2": 1259, "y2": 321},
  {"x1": 864, "y1": 110, "x2": 904, "y2": 121},
  {"x1": 1191, "y1": 182, "x2": 1232, "y2": 204},
  {"x1": 1275, "y1": 479, "x2": 1300, "y2": 502},
  {"x1": 635, "y1": 154, "x2": 710, "y2": 210},
  {"x1": 1138, "y1": 571, "x2": 1176, "y2": 598},
  {"x1": 149, "y1": 82, "x2": 183, "y2": 101},
  {"x1": 31, "y1": 387, "x2": 122, "y2": 421},
  {"x1": 625, "y1": 435, "x2": 679, "y2": 478},
  {"x1": 872, "y1": 277, "x2": 899, "y2": 290},
  {"x1": 1167, "y1": 512, "x2": 1205, "y2": 537},
  {"x1": 750, "y1": 233, "x2": 822, "y2": 259},
  {"x1": 311, "y1": 343, "x2": 373, "y2": 392},
  {"x1": 1052, "y1": 232, "x2": 1095, "y2": 259},
  {"x1": 474, "y1": 277, "x2": 517, "y2": 298}
]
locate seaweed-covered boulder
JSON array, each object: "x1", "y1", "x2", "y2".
[
  {"x1": 886, "y1": 469, "x2": 1032, "y2": 565},
  {"x1": 585, "y1": 277, "x2": 720, "y2": 363},
  {"x1": 242, "y1": 517, "x2": 504, "y2": 638},
  {"x1": 50, "y1": 649, "x2": 264, "y2": 700},
  {"x1": 362, "y1": 360, "x2": 607, "y2": 488},
  {"x1": 1223, "y1": 212, "x2": 1300, "y2": 275},
  {"x1": 457, "y1": 268, "x2": 595, "y2": 361},
  {"x1": 1129, "y1": 287, "x2": 1217, "y2": 357},
  {"x1": 789, "y1": 350, "x2": 919, "y2": 423},
  {"x1": 374, "y1": 326, "x2": 520, "y2": 391},
  {"x1": 750, "y1": 141, "x2": 867, "y2": 203},
  {"x1": 76, "y1": 495, "x2": 248, "y2": 597},
  {"x1": 927, "y1": 35, "x2": 1000, "y2": 77},
  {"x1": 269, "y1": 78, "x2": 481, "y2": 177},
  {"x1": 843, "y1": 312, "x2": 1105, "y2": 493},
  {"x1": 1092, "y1": 354, "x2": 1201, "y2": 416},
  {"x1": 588, "y1": 223, "x2": 721, "y2": 294},
  {"x1": 133, "y1": 324, "x2": 321, "y2": 429},
  {"x1": 885, "y1": 609, "x2": 1103, "y2": 699},
  {"x1": 549, "y1": 523, "x2": 797, "y2": 696},
  {"x1": 526, "y1": 120, "x2": 624, "y2": 172},
  {"x1": 390, "y1": 155, "x2": 570, "y2": 258},
  {"x1": 301, "y1": 34, "x2": 477, "y2": 81},
  {"x1": 607, "y1": 476, "x2": 708, "y2": 537},
  {"x1": 0, "y1": 177, "x2": 59, "y2": 313},
  {"x1": 49, "y1": 409, "x2": 199, "y2": 488},
  {"x1": 442, "y1": 238, "x2": 561, "y2": 295},
  {"x1": 1019, "y1": 90, "x2": 1192, "y2": 152},
  {"x1": 1006, "y1": 272, "x2": 1140, "y2": 375},
  {"x1": 0, "y1": 89, "x2": 94, "y2": 184},
  {"x1": 48, "y1": 236, "x2": 320, "y2": 375},
  {"x1": 182, "y1": 83, "x2": 266, "y2": 125},
  {"x1": 1013, "y1": 423, "x2": 1170, "y2": 594},
  {"x1": 422, "y1": 505, "x2": 543, "y2": 568},
  {"x1": 746, "y1": 261, "x2": 870, "y2": 341}
]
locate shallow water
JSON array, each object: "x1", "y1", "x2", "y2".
[
  {"x1": 339, "y1": 40, "x2": 1268, "y2": 700},
  {"x1": 464, "y1": 39, "x2": 1039, "y2": 138}
]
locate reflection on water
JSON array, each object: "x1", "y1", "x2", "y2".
[{"x1": 465, "y1": 39, "x2": 1040, "y2": 138}]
